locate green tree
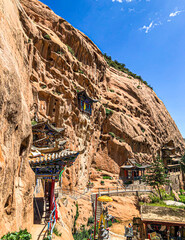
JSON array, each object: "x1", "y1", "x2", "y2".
[
  {"x1": 143, "y1": 156, "x2": 170, "y2": 200},
  {"x1": 181, "y1": 154, "x2": 185, "y2": 172}
]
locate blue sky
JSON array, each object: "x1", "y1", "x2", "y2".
[{"x1": 40, "y1": 0, "x2": 185, "y2": 137}]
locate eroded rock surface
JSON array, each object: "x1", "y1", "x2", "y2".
[
  {"x1": 0, "y1": 0, "x2": 34, "y2": 235},
  {"x1": 19, "y1": 0, "x2": 184, "y2": 186},
  {"x1": 0, "y1": 0, "x2": 184, "y2": 236}
]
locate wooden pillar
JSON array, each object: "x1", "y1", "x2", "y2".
[{"x1": 49, "y1": 179, "x2": 55, "y2": 211}]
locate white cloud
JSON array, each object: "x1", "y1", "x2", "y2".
[
  {"x1": 112, "y1": 0, "x2": 123, "y2": 2},
  {"x1": 126, "y1": 0, "x2": 133, "y2": 2},
  {"x1": 140, "y1": 21, "x2": 153, "y2": 33},
  {"x1": 169, "y1": 10, "x2": 183, "y2": 17}
]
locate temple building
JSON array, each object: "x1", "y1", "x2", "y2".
[
  {"x1": 77, "y1": 90, "x2": 98, "y2": 115},
  {"x1": 162, "y1": 144, "x2": 183, "y2": 191},
  {"x1": 162, "y1": 145, "x2": 182, "y2": 173},
  {"x1": 29, "y1": 120, "x2": 79, "y2": 238},
  {"x1": 120, "y1": 159, "x2": 151, "y2": 183},
  {"x1": 133, "y1": 205, "x2": 185, "y2": 240}
]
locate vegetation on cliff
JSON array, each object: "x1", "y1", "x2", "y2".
[
  {"x1": 143, "y1": 156, "x2": 170, "y2": 200},
  {"x1": 1, "y1": 229, "x2": 31, "y2": 240},
  {"x1": 103, "y1": 53, "x2": 153, "y2": 89}
]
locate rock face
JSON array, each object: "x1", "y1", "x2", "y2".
[
  {"x1": 19, "y1": 0, "x2": 184, "y2": 185},
  {"x1": 0, "y1": 0, "x2": 184, "y2": 236},
  {"x1": 0, "y1": 0, "x2": 34, "y2": 235}
]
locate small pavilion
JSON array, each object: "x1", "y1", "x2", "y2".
[
  {"x1": 120, "y1": 159, "x2": 151, "y2": 182},
  {"x1": 77, "y1": 90, "x2": 98, "y2": 115}
]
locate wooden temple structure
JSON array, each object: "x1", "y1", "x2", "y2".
[
  {"x1": 162, "y1": 145, "x2": 182, "y2": 173},
  {"x1": 77, "y1": 90, "x2": 98, "y2": 115},
  {"x1": 29, "y1": 121, "x2": 79, "y2": 238},
  {"x1": 134, "y1": 205, "x2": 185, "y2": 240},
  {"x1": 120, "y1": 159, "x2": 151, "y2": 183}
]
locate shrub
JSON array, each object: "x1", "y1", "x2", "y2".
[
  {"x1": 78, "y1": 69, "x2": 84, "y2": 74},
  {"x1": 53, "y1": 227, "x2": 61, "y2": 236},
  {"x1": 108, "y1": 132, "x2": 115, "y2": 138},
  {"x1": 67, "y1": 45, "x2": 75, "y2": 56},
  {"x1": 28, "y1": 38, "x2": 31, "y2": 43},
  {"x1": 110, "y1": 89, "x2": 115, "y2": 92},
  {"x1": 105, "y1": 108, "x2": 113, "y2": 117},
  {"x1": 96, "y1": 168, "x2": 102, "y2": 172},
  {"x1": 31, "y1": 120, "x2": 37, "y2": 126},
  {"x1": 44, "y1": 34, "x2": 51, "y2": 40},
  {"x1": 87, "y1": 216, "x2": 94, "y2": 225},
  {"x1": 73, "y1": 203, "x2": 79, "y2": 233},
  {"x1": 103, "y1": 53, "x2": 153, "y2": 90},
  {"x1": 1, "y1": 229, "x2": 32, "y2": 240},
  {"x1": 57, "y1": 51, "x2": 63, "y2": 55},
  {"x1": 103, "y1": 175, "x2": 112, "y2": 180},
  {"x1": 108, "y1": 220, "x2": 112, "y2": 227},
  {"x1": 179, "y1": 195, "x2": 185, "y2": 204},
  {"x1": 41, "y1": 85, "x2": 47, "y2": 89},
  {"x1": 100, "y1": 180, "x2": 105, "y2": 185}
]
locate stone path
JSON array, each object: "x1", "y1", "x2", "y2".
[{"x1": 109, "y1": 231, "x2": 126, "y2": 240}]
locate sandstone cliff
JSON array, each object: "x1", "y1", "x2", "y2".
[
  {"x1": 19, "y1": 0, "x2": 184, "y2": 186},
  {"x1": 0, "y1": 0, "x2": 184, "y2": 235},
  {"x1": 0, "y1": 0, "x2": 34, "y2": 235}
]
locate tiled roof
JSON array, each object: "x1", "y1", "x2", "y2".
[{"x1": 29, "y1": 149, "x2": 79, "y2": 165}]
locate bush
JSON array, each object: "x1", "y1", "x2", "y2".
[
  {"x1": 110, "y1": 89, "x2": 115, "y2": 92},
  {"x1": 108, "y1": 132, "x2": 115, "y2": 138},
  {"x1": 179, "y1": 195, "x2": 185, "y2": 204},
  {"x1": 1, "y1": 229, "x2": 32, "y2": 240},
  {"x1": 78, "y1": 69, "x2": 84, "y2": 74},
  {"x1": 105, "y1": 108, "x2": 113, "y2": 117},
  {"x1": 53, "y1": 227, "x2": 61, "y2": 237},
  {"x1": 73, "y1": 226, "x2": 92, "y2": 240},
  {"x1": 73, "y1": 203, "x2": 79, "y2": 233},
  {"x1": 103, "y1": 175, "x2": 112, "y2": 180},
  {"x1": 67, "y1": 45, "x2": 75, "y2": 56},
  {"x1": 57, "y1": 51, "x2": 63, "y2": 55},
  {"x1": 44, "y1": 34, "x2": 51, "y2": 40},
  {"x1": 103, "y1": 53, "x2": 153, "y2": 90},
  {"x1": 108, "y1": 220, "x2": 112, "y2": 227},
  {"x1": 100, "y1": 180, "x2": 105, "y2": 185},
  {"x1": 87, "y1": 216, "x2": 94, "y2": 225},
  {"x1": 41, "y1": 85, "x2": 47, "y2": 89},
  {"x1": 31, "y1": 120, "x2": 37, "y2": 126}
]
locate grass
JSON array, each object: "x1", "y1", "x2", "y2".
[
  {"x1": 108, "y1": 132, "x2": 115, "y2": 138},
  {"x1": 53, "y1": 227, "x2": 61, "y2": 237},
  {"x1": 78, "y1": 69, "x2": 84, "y2": 74},
  {"x1": 31, "y1": 120, "x2": 37, "y2": 126},
  {"x1": 87, "y1": 216, "x2": 94, "y2": 225},
  {"x1": 105, "y1": 108, "x2": 113, "y2": 117},
  {"x1": 44, "y1": 34, "x2": 51, "y2": 40},
  {"x1": 104, "y1": 53, "x2": 153, "y2": 90},
  {"x1": 101, "y1": 180, "x2": 105, "y2": 185},
  {"x1": 67, "y1": 45, "x2": 75, "y2": 56},
  {"x1": 73, "y1": 203, "x2": 79, "y2": 233},
  {"x1": 41, "y1": 85, "x2": 47, "y2": 89},
  {"x1": 1, "y1": 229, "x2": 32, "y2": 240},
  {"x1": 103, "y1": 175, "x2": 112, "y2": 180},
  {"x1": 57, "y1": 51, "x2": 63, "y2": 55},
  {"x1": 96, "y1": 168, "x2": 102, "y2": 172},
  {"x1": 139, "y1": 201, "x2": 185, "y2": 210}
]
